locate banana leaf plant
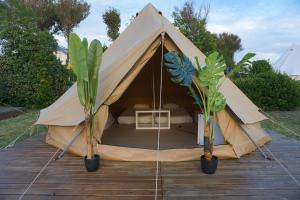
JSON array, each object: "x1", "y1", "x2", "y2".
[
  {"x1": 68, "y1": 33, "x2": 103, "y2": 159},
  {"x1": 165, "y1": 51, "x2": 226, "y2": 160},
  {"x1": 226, "y1": 52, "x2": 256, "y2": 78}
]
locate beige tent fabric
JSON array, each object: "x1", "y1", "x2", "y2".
[
  {"x1": 97, "y1": 144, "x2": 237, "y2": 161},
  {"x1": 103, "y1": 39, "x2": 161, "y2": 106},
  {"x1": 93, "y1": 105, "x2": 109, "y2": 142},
  {"x1": 36, "y1": 3, "x2": 266, "y2": 126},
  {"x1": 241, "y1": 123, "x2": 272, "y2": 146},
  {"x1": 217, "y1": 110, "x2": 271, "y2": 157},
  {"x1": 46, "y1": 106, "x2": 109, "y2": 155},
  {"x1": 39, "y1": 3, "x2": 271, "y2": 161},
  {"x1": 46, "y1": 38, "x2": 162, "y2": 154},
  {"x1": 46, "y1": 125, "x2": 86, "y2": 156},
  {"x1": 36, "y1": 5, "x2": 163, "y2": 126}
]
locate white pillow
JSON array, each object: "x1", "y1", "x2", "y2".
[
  {"x1": 163, "y1": 103, "x2": 179, "y2": 110},
  {"x1": 133, "y1": 104, "x2": 150, "y2": 109}
]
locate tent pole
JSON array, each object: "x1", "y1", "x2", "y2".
[
  {"x1": 155, "y1": 31, "x2": 165, "y2": 200},
  {"x1": 242, "y1": 126, "x2": 272, "y2": 160},
  {"x1": 54, "y1": 127, "x2": 84, "y2": 160}
]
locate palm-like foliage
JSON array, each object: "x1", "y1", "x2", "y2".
[
  {"x1": 69, "y1": 33, "x2": 102, "y2": 114},
  {"x1": 69, "y1": 33, "x2": 103, "y2": 159},
  {"x1": 227, "y1": 52, "x2": 256, "y2": 78}
]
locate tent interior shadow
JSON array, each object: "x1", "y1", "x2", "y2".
[{"x1": 101, "y1": 123, "x2": 199, "y2": 150}]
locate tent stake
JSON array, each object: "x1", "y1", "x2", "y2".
[{"x1": 54, "y1": 127, "x2": 84, "y2": 160}]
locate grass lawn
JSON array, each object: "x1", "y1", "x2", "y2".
[
  {"x1": 262, "y1": 110, "x2": 300, "y2": 140},
  {"x1": 0, "y1": 110, "x2": 47, "y2": 149}
]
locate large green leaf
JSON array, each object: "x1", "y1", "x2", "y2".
[
  {"x1": 68, "y1": 33, "x2": 88, "y2": 82},
  {"x1": 227, "y1": 52, "x2": 256, "y2": 77},
  {"x1": 82, "y1": 37, "x2": 88, "y2": 59},
  {"x1": 68, "y1": 33, "x2": 103, "y2": 137},
  {"x1": 87, "y1": 39, "x2": 103, "y2": 104},
  {"x1": 164, "y1": 52, "x2": 196, "y2": 86},
  {"x1": 208, "y1": 86, "x2": 226, "y2": 113},
  {"x1": 197, "y1": 52, "x2": 226, "y2": 87},
  {"x1": 164, "y1": 52, "x2": 202, "y2": 106},
  {"x1": 69, "y1": 33, "x2": 89, "y2": 107},
  {"x1": 76, "y1": 79, "x2": 86, "y2": 106}
]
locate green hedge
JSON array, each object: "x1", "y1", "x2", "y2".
[
  {"x1": 0, "y1": 2, "x2": 71, "y2": 108},
  {"x1": 234, "y1": 62, "x2": 300, "y2": 111}
]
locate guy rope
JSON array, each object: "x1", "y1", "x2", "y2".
[{"x1": 155, "y1": 31, "x2": 165, "y2": 200}]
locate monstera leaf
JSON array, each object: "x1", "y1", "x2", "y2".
[
  {"x1": 164, "y1": 52, "x2": 201, "y2": 106},
  {"x1": 164, "y1": 52, "x2": 196, "y2": 86},
  {"x1": 196, "y1": 52, "x2": 226, "y2": 87},
  {"x1": 208, "y1": 86, "x2": 226, "y2": 113}
]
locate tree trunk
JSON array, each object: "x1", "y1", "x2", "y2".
[
  {"x1": 85, "y1": 112, "x2": 93, "y2": 159},
  {"x1": 204, "y1": 123, "x2": 213, "y2": 160}
]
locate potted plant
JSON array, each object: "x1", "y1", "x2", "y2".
[
  {"x1": 68, "y1": 33, "x2": 103, "y2": 172},
  {"x1": 164, "y1": 52, "x2": 226, "y2": 174}
]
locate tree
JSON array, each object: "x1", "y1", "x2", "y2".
[
  {"x1": 55, "y1": 0, "x2": 90, "y2": 65},
  {"x1": 215, "y1": 32, "x2": 243, "y2": 67},
  {"x1": 102, "y1": 7, "x2": 121, "y2": 41},
  {"x1": 0, "y1": 0, "x2": 71, "y2": 108},
  {"x1": 249, "y1": 60, "x2": 273, "y2": 75},
  {"x1": 21, "y1": 0, "x2": 58, "y2": 32},
  {"x1": 172, "y1": 1, "x2": 217, "y2": 55}
]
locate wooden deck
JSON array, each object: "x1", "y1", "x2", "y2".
[{"x1": 0, "y1": 130, "x2": 299, "y2": 200}]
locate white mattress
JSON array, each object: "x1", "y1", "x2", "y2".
[
  {"x1": 117, "y1": 109, "x2": 152, "y2": 124},
  {"x1": 156, "y1": 109, "x2": 193, "y2": 124},
  {"x1": 117, "y1": 108, "x2": 193, "y2": 124}
]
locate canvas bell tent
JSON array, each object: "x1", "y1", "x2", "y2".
[
  {"x1": 273, "y1": 44, "x2": 300, "y2": 80},
  {"x1": 36, "y1": 4, "x2": 271, "y2": 161}
]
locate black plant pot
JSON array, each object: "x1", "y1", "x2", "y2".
[
  {"x1": 84, "y1": 154, "x2": 100, "y2": 172},
  {"x1": 201, "y1": 155, "x2": 218, "y2": 174}
]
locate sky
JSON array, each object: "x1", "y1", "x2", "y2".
[{"x1": 55, "y1": 0, "x2": 300, "y2": 63}]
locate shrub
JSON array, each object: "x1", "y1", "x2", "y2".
[
  {"x1": 248, "y1": 60, "x2": 273, "y2": 75},
  {"x1": 234, "y1": 72, "x2": 300, "y2": 111},
  {"x1": 0, "y1": 0, "x2": 71, "y2": 108}
]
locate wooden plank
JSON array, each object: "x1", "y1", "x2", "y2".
[{"x1": 0, "y1": 131, "x2": 299, "y2": 199}]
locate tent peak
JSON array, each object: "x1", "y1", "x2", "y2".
[{"x1": 139, "y1": 3, "x2": 161, "y2": 16}]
